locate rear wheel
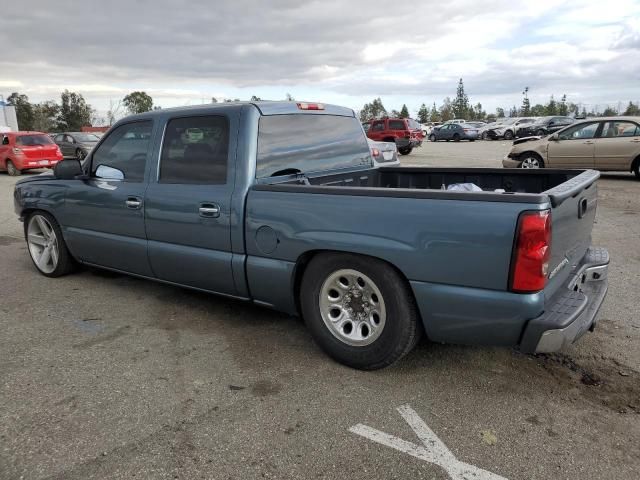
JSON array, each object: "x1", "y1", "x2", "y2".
[
  {"x1": 429, "y1": 134, "x2": 436, "y2": 142},
  {"x1": 519, "y1": 153, "x2": 544, "y2": 169},
  {"x1": 633, "y1": 157, "x2": 640, "y2": 179},
  {"x1": 453, "y1": 133, "x2": 460, "y2": 142},
  {"x1": 25, "y1": 211, "x2": 76, "y2": 277},
  {"x1": 536, "y1": 129, "x2": 546, "y2": 136},
  {"x1": 300, "y1": 253, "x2": 422, "y2": 370},
  {"x1": 6, "y1": 160, "x2": 21, "y2": 176},
  {"x1": 481, "y1": 131, "x2": 489, "y2": 140},
  {"x1": 75, "y1": 148, "x2": 85, "y2": 161},
  {"x1": 504, "y1": 130, "x2": 514, "y2": 140},
  {"x1": 398, "y1": 146, "x2": 413, "y2": 155}
]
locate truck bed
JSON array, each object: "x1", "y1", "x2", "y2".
[{"x1": 259, "y1": 167, "x2": 599, "y2": 207}]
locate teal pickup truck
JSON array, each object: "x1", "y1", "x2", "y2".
[{"x1": 14, "y1": 101, "x2": 609, "y2": 369}]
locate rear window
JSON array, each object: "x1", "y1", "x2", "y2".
[
  {"x1": 407, "y1": 119, "x2": 420, "y2": 129},
  {"x1": 16, "y1": 134, "x2": 54, "y2": 146},
  {"x1": 388, "y1": 120, "x2": 406, "y2": 130},
  {"x1": 256, "y1": 115, "x2": 371, "y2": 178}
]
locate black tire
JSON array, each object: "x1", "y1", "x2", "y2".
[
  {"x1": 7, "y1": 160, "x2": 21, "y2": 176},
  {"x1": 398, "y1": 147, "x2": 413, "y2": 156},
  {"x1": 453, "y1": 133, "x2": 460, "y2": 142},
  {"x1": 75, "y1": 148, "x2": 85, "y2": 161},
  {"x1": 429, "y1": 134, "x2": 436, "y2": 142},
  {"x1": 300, "y1": 253, "x2": 422, "y2": 370},
  {"x1": 633, "y1": 158, "x2": 640, "y2": 179},
  {"x1": 536, "y1": 129, "x2": 546, "y2": 136},
  {"x1": 24, "y1": 211, "x2": 76, "y2": 277},
  {"x1": 469, "y1": 139, "x2": 475, "y2": 142},
  {"x1": 504, "y1": 130, "x2": 514, "y2": 140},
  {"x1": 481, "y1": 131, "x2": 489, "y2": 140}
]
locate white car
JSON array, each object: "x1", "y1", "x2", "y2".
[{"x1": 367, "y1": 139, "x2": 399, "y2": 167}]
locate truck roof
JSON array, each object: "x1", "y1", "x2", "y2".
[{"x1": 125, "y1": 101, "x2": 355, "y2": 119}]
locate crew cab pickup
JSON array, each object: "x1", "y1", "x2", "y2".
[{"x1": 14, "y1": 101, "x2": 609, "y2": 370}]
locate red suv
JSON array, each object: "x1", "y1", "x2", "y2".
[
  {"x1": 0, "y1": 132, "x2": 63, "y2": 176},
  {"x1": 366, "y1": 118, "x2": 424, "y2": 155}
]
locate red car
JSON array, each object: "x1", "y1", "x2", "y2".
[
  {"x1": 366, "y1": 118, "x2": 424, "y2": 155},
  {"x1": 0, "y1": 131, "x2": 64, "y2": 176}
]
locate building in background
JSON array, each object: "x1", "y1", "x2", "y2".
[{"x1": 0, "y1": 98, "x2": 19, "y2": 131}]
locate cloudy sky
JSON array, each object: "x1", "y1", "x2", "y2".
[{"x1": 1, "y1": 0, "x2": 639, "y2": 120}]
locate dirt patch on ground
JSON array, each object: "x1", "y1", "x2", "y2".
[{"x1": 517, "y1": 351, "x2": 640, "y2": 415}]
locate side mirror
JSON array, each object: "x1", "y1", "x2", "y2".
[
  {"x1": 549, "y1": 133, "x2": 559, "y2": 141},
  {"x1": 53, "y1": 159, "x2": 83, "y2": 179},
  {"x1": 95, "y1": 164, "x2": 124, "y2": 180}
]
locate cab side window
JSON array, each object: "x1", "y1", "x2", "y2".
[
  {"x1": 54, "y1": 134, "x2": 65, "y2": 143},
  {"x1": 159, "y1": 116, "x2": 229, "y2": 185},
  {"x1": 91, "y1": 121, "x2": 152, "y2": 182},
  {"x1": 371, "y1": 121, "x2": 384, "y2": 131}
]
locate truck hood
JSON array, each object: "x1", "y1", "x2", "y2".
[{"x1": 15, "y1": 172, "x2": 57, "y2": 185}]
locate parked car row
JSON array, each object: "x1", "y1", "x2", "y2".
[
  {"x1": 502, "y1": 116, "x2": 640, "y2": 178},
  {"x1": 428, "y1": 122, "x2": 479, "y2": 142}
]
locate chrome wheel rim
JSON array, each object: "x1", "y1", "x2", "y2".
[
  {"x1": 27, "y1": 215, "x2": 58, "y2": 274},
  {"x1": 521, "y1": 157, "x2": 540, "y2": 168},
  {"x1": 76, "y1": 149, "x2": 84, "y2": 160},
  {"x1": 319, "y1": 269, "x2": 386, "y2": 346}
]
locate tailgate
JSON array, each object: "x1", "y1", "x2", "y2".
[{"x1": 544, "y1": 170, "x2": 599, "y2": 293}]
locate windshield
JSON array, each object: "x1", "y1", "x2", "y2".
[
  {"x1": 73, "y1": 133, "x2": 101, "y2": 142},
  {"x1": 16, "y1": 134, "x2": 54, "y2": 146},
  {"x1": 257, "y1": 114, "x2": 371, "y2": 177}
]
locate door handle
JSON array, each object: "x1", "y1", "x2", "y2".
[
  {"x1": 199, "y1": 203, "x2": 220, "y2": 218},
  {"x1": 125, "y1": 197, "x2": 142, "y2": 209},
  {"x1": 582, "y1": 140, "x2": 594, "y2": 144}
]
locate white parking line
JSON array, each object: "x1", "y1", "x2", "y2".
[{"x1": 349, "y1": 404, "x2": 508, "y2": 480}]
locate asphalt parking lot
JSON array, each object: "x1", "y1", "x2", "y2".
[{"x1": 1, "y1": 140, "x2": 639, "y2": 480}]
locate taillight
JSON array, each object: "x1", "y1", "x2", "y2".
[
  {"x1": 510, "y1": 210, "x2": 551, "y2": 292},
  {"x1": 463, "y1": 129, "x2": 469, "y2": 132},
  {"x1": 55, "y1": 146, "x2": 62, "y2": 156},
  {"x1": 371, "y1": 148, "x2": 380, "y2": 157},
  {"x1": 297, "y1": 102, "x2": 324, "y2": 110},
  {"x1": 12, "y1": 147, "x2": 22, "y2": 155}
]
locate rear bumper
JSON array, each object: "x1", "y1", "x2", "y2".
[{"x1": 519, "y1": 247, "x2": 609, "y2": 353}]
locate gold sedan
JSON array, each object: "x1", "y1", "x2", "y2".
[{"x1": 503, "y1": 116, "x2": 640, "y2": 179}]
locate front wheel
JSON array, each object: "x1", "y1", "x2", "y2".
[
  {"x1": 398, "y1": 146, "x2": 413, "y2": 155},
  {"x1": 25, "y1": 212, "x2": 76, "y2": 277},
  {"x1": 633, "y1": 159, "x2": 640, "y2": 179},
  {"x1": 6, "y1": 160, "x2": 21, "y2": 176},
  {"x1": 300, "y1": 253, "x2": 422, "y2": 370},
  {"x1": 519, "y1": 153, "x2": 544, "y2": 169},
  {"x1": 481, "y1": 131, "x2": 489, "y2": 140},
  {"x1": 536, "y1": 129, "x2": 546, "y2": 136},
  {"x1": 504, "y1": 130, "x2": 514, "y2": 140}
]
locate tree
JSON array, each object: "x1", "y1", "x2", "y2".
[
  {"x1": 211, "y1": 97, "x2": 218, "y2": 103},
  {"x1": 32, "y1": 101, "x2": 60, "y2": 132},
  {"x1": 417, "y1": 104, "x2": 429, "y2": 123},
  {"x1": 509, "y1": 105, "x2": 518, "y2": 117},
  {"x1": 624, "y1": 101, "x2": 640, "y2": 116},
  {"x1": 545, "y1": 95, "x2": 558, "y2": 116},
  {"x1": 521, "y1": 87, "x2": 530, "y2": 116},
  {"x1": 558, "y1": 94, "x2": 568, "y2": 116},
  {"x1": 471, "y1": 102, "x2": 486, "y2": 121},
  {"x1": 285, "y1": 93, "x2": 295, "y2": 101},
  {"x1": 452, "y1": 78, "x2": 470, "y2": 119},
  {"x1": 107, "y1": 99, "x2": 124, "y2": 126},
  {"x1": 359, "y1": 98, "x2": 388, "y2": 122},
  {"x1": 602, "y1": 106, "x2": 618, "y2": 116},
  {"x1": 57, "y1": 90, "x2": 92, "y2": 131},
  {"x1": 250, "y1": 95, "x2": 262, "y2": 101},
  {"x1": 439, "y1": 97, "x2": 454, "y2": 121},
  {"x1": 399, "y1": 104, "x2": 409, "y2": 118},
  {"x1": 123, "y1": 91, "x2": 153, "y2": 115},
  {"x1": 495, "y1": 107, "x2": 505, "y2": 119},
  {"x1": 6, "y1": 92, "x2": 34, "y2": 130},
  {"x1": 530, "y1": 104, "x2": 546, "y2": 116},
  {"x1": 429, "y1": 103, "x2": 440, "y2": 122}
]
